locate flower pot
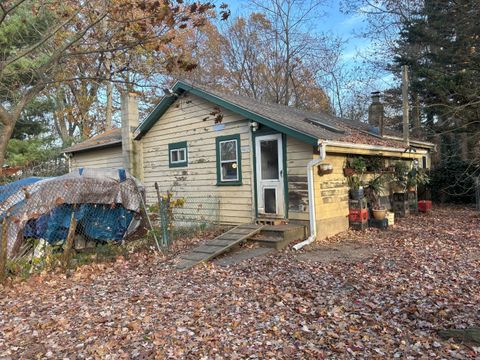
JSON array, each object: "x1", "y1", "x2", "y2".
[
  {"x1": 407, "y1": 186, "x2": 416, "y2": 192},
  {"x1": 372, "y1": 209, "x2": 387, "y2": 220},
  {"x1": 349, "y1": 188, "x2": 364, "y2": 200},
  {"x1": 343, "y1": 168, "x2": 355, "y2": 177},
  {"x1": 318, "y1": 163, "x2": 333, "y2": 175},
  {"x1": 392, "y1": 183, "x2": 405, "y2": 193}
]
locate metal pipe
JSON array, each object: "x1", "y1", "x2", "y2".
[{"x1": 293, "y1": 142, "x2": 326, "y2": 250}]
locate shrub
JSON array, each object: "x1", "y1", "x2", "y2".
[{"x1": 430, "y1": 159, "x2": 478, "y2": 203}]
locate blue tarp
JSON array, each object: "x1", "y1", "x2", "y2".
[
  {"x1": 2, "y1": 174, "x2": 137, "y2": 245},
  {"x1": 24, "y1": 204, "x2": 135, "y2": 244},
  {"x1": 0, "y1": 177, "x2": 44, "y2": 203},
  {"x1": 0, "y1": 177, "x2": 45, "y2": 221}
]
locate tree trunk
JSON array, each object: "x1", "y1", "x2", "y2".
[
  {"x1": 0, "y1": 120, "x2": 15, "y2": 169},
  {"x1": 53, "y1": 88, "x2": 70, "y2": 146},
  {"x1": 412, "y1": 91, "x2": 421, "y2": 136},
  {"x1": 105, "y1": 81, "x2": 113, "y2": 129}
]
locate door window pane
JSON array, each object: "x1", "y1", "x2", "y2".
[
  {"x1": 264, "y1": 188, "x2": 276, "y2": 213},
  {"x1": 261, "y1": 140, "x2": 279, "y2": 180}
]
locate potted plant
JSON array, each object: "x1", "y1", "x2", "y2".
[
  {"x1": 351, "y1": 157, "x2": 367, "y2": 173},
  {"x1": 343, "y1": 157, "x2": 366, "y2": 177},
  {"x1": 366, "y1": 156, "x2": 384, "y2": 173},
  {"x1": 365, "y1": 174, "x2": 388, "y2": 220},
  {"x1": 406, "y1": 172, "x2": 417, "y2": 192},
  {"x1": 406, "y1": 168, "x2": 430, "y2": 192},
  {"x1": 392, "y1": 161, "x2": 410, "y2": 192},
  {"x1": 343, "y1": 159, "x2": 354, "y2": 177},
  {"x1": 347, "y1": 175, "x2": 364, "y2": 199}
]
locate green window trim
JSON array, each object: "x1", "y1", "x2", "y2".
[
  {"x1": 216, "y1": 134, "x2": 242, "y2": 186},
  {"x1": 168, "y1": 141, "x2": 188, "y2": 168}
]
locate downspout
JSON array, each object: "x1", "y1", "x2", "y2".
[{"x1": 293, "y1": 141, "x2": 326, "y2": 250}]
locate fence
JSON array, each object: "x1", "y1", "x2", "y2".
[
  {"x1": 0, "y1": 169, "x2": 151, "y2": 281},
  {"x1": 0, "y1": 155, "x2": 68, "y2": 185},
  {"x1": 151, "y1": 182, "x2": 222, "y2": 245},
  {"x1": 0, "y1": 169, "x2": 227, "y2": 281}
]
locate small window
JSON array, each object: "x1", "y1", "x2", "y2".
[
  {"x1": 216, "y1": 134, "x2": 242, "y2": 185},
  {"x1": 168, "y1": 141, "x2": 188, "y2": 168}
]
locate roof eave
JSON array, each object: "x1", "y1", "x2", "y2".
[
  {"x1": 382, "y1": 135, "x2": 435, "y2": 149},
  {"x1": 134, "y1": 80, "x2": 318, "y2": 146},
  {"x1": 134, "y1": 82, "x2": 185, "y2": 140},
  {"x1": 320, "y1": 139, "x2": 430, "y2": 155},
  {"x1": 62, "y1": 140, "x2": 122, "y2": 154}
]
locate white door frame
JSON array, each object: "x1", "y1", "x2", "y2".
[{"x1": 255, "y1": 133, "x2": 285, "y2": 217}]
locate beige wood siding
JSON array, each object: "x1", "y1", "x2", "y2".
[
  {"x1": 313, "y1": 153, "x2": 349, "y2": 240},
  {"x1": 286, "y1": 136, "x2": 312, "y2": 221},
  {"x1": 141, "y1": 93, "x2": 254, "y2": 225},
  {"x1": 70, "y1": 146, "x2": 123, "y2": 170}
]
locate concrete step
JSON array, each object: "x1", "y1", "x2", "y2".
[
  {"x1": 258, "y1": 224, "x2": 306, "y2": 241},
  {"x1": 250, "y1": 235, "x2": 292, "y2": 250},
  {"x1": 249, "y1": 223, "x2": 306, "y2": 250}
]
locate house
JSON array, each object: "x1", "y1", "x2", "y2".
[
  {"x1": 63, "y1": 79, "x2": 435, "y2": 242},
  {"x1": 64, "y1": 128, "x2": 123, "y2": 170}
]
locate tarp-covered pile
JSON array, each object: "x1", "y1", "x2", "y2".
[{"x1": 0, "y1": 168, "x2": 145, "y2": 257}]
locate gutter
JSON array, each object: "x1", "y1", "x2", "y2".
[
  {"x1": 62, "y1": 141, "x2": 122, "y2": 154},
  {"x1": 323, "y1": 140, "x2": 430, "y2": 155},
  {"x1": 381, "y1": 135, "x2": 436, "y2": 149},
  {"x1": 293, "y1": 142, "x2": 326, "y2": 250}
]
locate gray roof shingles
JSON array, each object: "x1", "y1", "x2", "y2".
[
  {"x1": 63, "y1": 128, "x2": 122, "y2": 154},
  {"x1": 64, "y1": 80, "x2": 433, "y2": 153}
]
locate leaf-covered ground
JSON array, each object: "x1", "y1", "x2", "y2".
[{"x1": 0, "y1": 206, "x2": 479, "y2": 359}]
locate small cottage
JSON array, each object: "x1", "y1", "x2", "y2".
[{"x1": 64, "y1": 80, "x2": 434, "y2": 242}]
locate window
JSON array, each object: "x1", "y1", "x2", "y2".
[
  {"x1": 168, "y1": 141, "x2": 188, "y2": 168},
  {"x1": 422, "y1": 156, "x2": 427, "y2": 169},
  {"x1": 216, "y1": 134, "x2": 242, "y2": 185}
]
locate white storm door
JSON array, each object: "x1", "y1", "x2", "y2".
[{"x1": 255, "y1": 134, "x2": 285, "y2": 217}]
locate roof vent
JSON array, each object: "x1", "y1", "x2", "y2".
[{"x1": 304, "y1": 118, "x2": 345, "y2": 134}]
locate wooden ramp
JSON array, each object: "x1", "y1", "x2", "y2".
[{"x1": 175, "y1": 223, "x2": 264, "y2": 270}]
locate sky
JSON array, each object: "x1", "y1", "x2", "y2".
[
  {"x1": 219, "y1": 0, "x2": 394, "y2": 91},
  {"x1": 223, "y1": 0, "x2": 370, "y2": 63}
]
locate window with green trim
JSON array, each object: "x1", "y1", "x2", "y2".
[
  {"x1": 168, "y1": 141, "x2": 188, "y2": 168},
  {"x1": 216, "y1": 134, "x2": 242, "y2": 185}
]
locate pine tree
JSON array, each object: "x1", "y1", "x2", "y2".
[{"x1": 392, "y1": 0, "x2": 480, "y2": 161}]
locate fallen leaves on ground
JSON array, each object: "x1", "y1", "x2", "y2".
[{"x1": 0, "y1": 206, "x2": 479, "y2": 359}]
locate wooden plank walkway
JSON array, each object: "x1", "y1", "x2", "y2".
[{"x1": 175, "y1": 223, "x2": 264, "y2": 270}]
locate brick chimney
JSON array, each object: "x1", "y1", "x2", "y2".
[
  {"x1": 368, "y1": 91, "x2": 384, "y2": 136},
  {"x1": 121, "y1": 92, "x2": 143, "y2": 178}
]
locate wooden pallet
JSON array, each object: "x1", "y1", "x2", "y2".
[{"x1": 175, "y1": 223, "x2": 264, "y2": 270}]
